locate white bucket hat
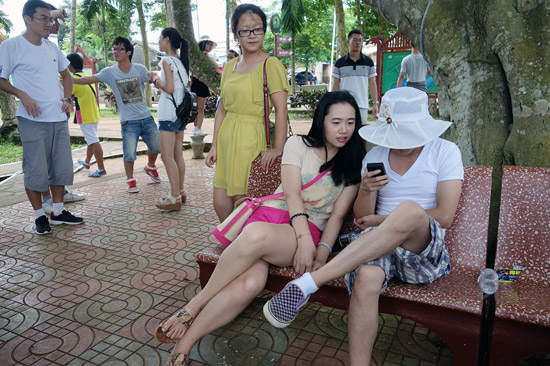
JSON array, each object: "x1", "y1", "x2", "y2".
[
  {"x1": 359, "y1": 87, "x2": 452, "y2": 149},
  {"x1": 198, "y1": 35, "x2": 218, "y2": 49}
]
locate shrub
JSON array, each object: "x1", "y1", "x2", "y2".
[
  {"x1": 289, "y1": 89, "x2": 327, "y2": 111},
  {"x1": 102, "y1": 90, "x2": 118, "y2": 112},
  {"x1": 204, "y1": 94, "x2": 219, "y2": 118}
]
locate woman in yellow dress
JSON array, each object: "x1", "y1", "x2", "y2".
[{"x1": 205, "y1": 3, "x2": 290, "y2": 221}]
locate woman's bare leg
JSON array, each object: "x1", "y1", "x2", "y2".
[
  {"x1": 169, "y1": 260, "x2": 269, "y2": 355},
  {"x1": 213, "y1": 187, "x2": 234, "y2": 221},
  {"x1": 173, "y1": 131, "x2": 185, "y2": 193},
  {"x1": 163, "y1": 222, "x2": 297, "y2": 337},
  {"x1": 160, "y1": 131, "x2": 180, "y2": 197}
]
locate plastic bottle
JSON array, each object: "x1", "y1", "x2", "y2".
[
  {"x1": 478, "y1": 268, "x2": 499, "y2": 295},
  {"x1": 337, "y1": 231, "x2": 362, "y2": 247}
]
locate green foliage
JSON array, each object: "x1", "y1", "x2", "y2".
[
  {"x1": 289, "y1": 89, "x2": 327, "y2": 110},
  {"x1": 0, "y1": 0, "x2": 14, "y2": 35},
  {"x1": 281, "y1": 0, "x2": 305, "y2": 35},
  {"x1": 204, "y1": 94, "x2": 219, "y2": 118}
]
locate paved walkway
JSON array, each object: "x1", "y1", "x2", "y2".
[{"x1": 0, "y1": 118, "x2": 454, "y2": 366}]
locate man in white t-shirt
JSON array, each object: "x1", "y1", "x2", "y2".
[
  {"x1": 73, "y1": 36, "x2": 161, "y2": 193},
  {"x1": 264, "y1": 87, "x2": 464, "y2": 365},
  {"x1": 0, "y1": 0, "x2": 84, "y2": 235}
]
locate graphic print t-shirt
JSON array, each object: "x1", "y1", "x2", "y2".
[{"x1": 96, "y1": 63, "x2": 152, "y2": 122}]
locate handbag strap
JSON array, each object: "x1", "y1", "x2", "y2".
[
  {"x1": 263, "y1": 58, "x2": 271, "y2": 149},
  {"x1": 255, "y1": 166, "x2": 333, "y2": 203}
]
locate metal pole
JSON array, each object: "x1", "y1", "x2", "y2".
[{"x1": 329, "y1": 8, "x2": 336, "y2": 90}]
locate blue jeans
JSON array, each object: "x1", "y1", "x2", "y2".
[{"x1": 120, "y1": 116, "x2": 161, "y2": 162}]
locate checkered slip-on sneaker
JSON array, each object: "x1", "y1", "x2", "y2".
[{"x1": 263, "y1": 281, "x2": 310, "y2": 328}]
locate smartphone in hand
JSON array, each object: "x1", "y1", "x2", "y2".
[{"x1": 366, "y1": 162, "x2": 387, "y2": 178}]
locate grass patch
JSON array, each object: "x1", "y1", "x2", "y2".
[{"x1": 0, "y1": 138, "x2": 85, "y2": 165}]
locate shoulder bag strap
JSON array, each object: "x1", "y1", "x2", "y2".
[
  {"x1": 263, "y1": 58, "x2": 271, "y2": 149},
  {"x1": 255, "y1": 166, "x2": 333, "y2": 203},
  {"x1": 167, "y1": 57, "x2": 186, "y2": 107}
]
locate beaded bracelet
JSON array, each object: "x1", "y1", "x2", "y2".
[
  {"x1": 289, "y1": 212, "x2": 309, "y2": 227},
  {"x1": 317, "y1": 241, "x2": 332, "y2": 253}
]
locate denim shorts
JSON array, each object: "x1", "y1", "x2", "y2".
[
  {"x1": 344, "y1": 216, "x2": 451, "y2": 294},
  {"x1": 159, "y1": 118, "x2": 187, "y2": 132},
  {"x1": 120, "y1": 116, "x2": 161, "y2": 162}
]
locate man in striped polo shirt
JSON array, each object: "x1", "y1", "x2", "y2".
[{"x1": 332, "y1": 29, "x2": 380, "y2": 125}]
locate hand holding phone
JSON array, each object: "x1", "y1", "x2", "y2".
[{"x1": 366, "y1": 162, "x2": 387, "y2": 178}]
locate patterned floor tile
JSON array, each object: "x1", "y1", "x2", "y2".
[
  {"x1": 0, "y1": 257, "x2": 61, "y2": 300},
  {"x1": 0, "y1": 316, "x2": 108, "y2": 366},
  {"x1": 39, "y1": 243, "x2": 108, "y2": 274},
  {"x1": 0, "y1": 298, "x2": 53, "y2": 343},
  {"x1": 127, "y1": 233, "x2": 188, "y2": 262},
  {"x1": 0, "y1": 226, "x2": 34, "y2": 248},
  {"x1": 11, "y1": 273, "x2": 111, "y2": 316},
  {"x1": 0, "y1": 236, "x2": 70, "y2": 263},
  {"x1": 89, "y1": 227, "x2": 147, "y2": 251},
  {"x1": 59, "y1": 284, "x2": 165, "y2": 333},
  {"x1": 120, "y1": 260, "x2": 197, "y2": 297},
  {"x1": 53, "y1": 223, "x2": 111, "y2": 246},
  {"x1": 82, "y1": 251, "x2": 151, "y2": 282},
  {"x1": 67, "y1": 334, "x2": 169, "y2": 366},
  {"x1": 128, "y1": 214, "x2": 182, "y2": 235}
]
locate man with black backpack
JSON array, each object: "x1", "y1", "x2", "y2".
[{"x1": 73, "y1": 36, "x2": 161, "y2": 193}]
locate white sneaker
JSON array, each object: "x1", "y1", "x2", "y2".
[
  {"x1": 192, "y1": 126, "x2": 199, "y2": 135},
  {"x1": 195, "y1": 128, "x2": 207, "y2": 136},
  {"x1": 64, "y1": 189, "x2": 87, "y2": 202},
  {"x1": 42, "y1": 198, "x2": 53, "y2": 215}
]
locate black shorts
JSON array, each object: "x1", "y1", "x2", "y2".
[{"x1": 191, "y1": 77, "x2": 210, "y2": 98}]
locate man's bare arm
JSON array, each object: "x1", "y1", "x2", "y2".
[
  {"x1": 396, "y1": 72, "x2": 406, "y2": 88},
  {"x1": 73, "y1": 75, "x2": 101, "y2": 85},
  {"x1": 331, "y1": 77, "x2": 340, "y2": 91},
  {"x1": 426, "y1": 180, "x2": 463, "y2": 228}
]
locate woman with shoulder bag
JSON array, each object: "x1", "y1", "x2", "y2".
[
  {"x1": 156, "y1": 91, "x2": 365, "y2": 366},
  {"x1": 148, "y1": 27, "x2": 190, "y2": 210},
  {"x1": 205, "y1": 4, "x2": 290, "y2": 221}
]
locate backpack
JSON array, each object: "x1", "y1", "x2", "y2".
[{"x1": 168, "y1": 60, "x2": 198, "y2": 125}]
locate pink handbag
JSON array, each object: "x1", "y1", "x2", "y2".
[{"x1": 212, "y1": 167, "x2": 332, "y2": 247}]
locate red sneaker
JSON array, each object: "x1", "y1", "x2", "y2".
[
  {"x1": 126, "y1": 178, "x2": 139, "y2": 193},
  {"x1": 144, "y1": 165, "x2": 161, "y2": 183}
]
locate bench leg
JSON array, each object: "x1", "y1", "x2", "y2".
[{"x1": 490, "y1": 318, "x2": 550, "y2": 366}]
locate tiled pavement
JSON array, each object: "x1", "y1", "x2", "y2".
[{"x1": 0, "y1": 154, "x2": 454, "y2": 366}]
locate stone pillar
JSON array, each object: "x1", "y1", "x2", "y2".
[{"x1": 190, "y1": 134, "x2": 206, "y2": 159}]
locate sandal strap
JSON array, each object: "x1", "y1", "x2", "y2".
[
  {"x1": 175, "y1": 309, "x2": 194, "y2": 327},
  {"x1": 166, "y1": 353, "x2": 189, "y2": 366}
]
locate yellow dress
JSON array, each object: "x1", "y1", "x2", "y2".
[{"x1": 214, "y1": 57, "x2": 290, "y2": 196}]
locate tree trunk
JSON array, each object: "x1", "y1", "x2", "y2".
[
  {"x1": 0, "y1": 90, "x2": 17, "y2": 133},
  {"x1": 70, "y1": 0, "x2": 76, "y2": 52},
  {"x1": 334, "y1": 0, "x2": 347, "y2": 58},
  {"x1": 173, "y1": 0, "x2": 220, "y2": 93},
  {"x1": 291, "y1": 34, "x2": 296, "y2": 92},
  {"x1": 101, "y1": 1, "x2": 108, "y2": 67},
  {"x1": 136, "y1": 0, "x2": 152, "y2": 107},
  {"x1": 226, "y1": 0, "x2": 231, "y2": 53},
  {"x1": 165, "y1": 0, "x2": 175, "y2": 27},
  {"x1": 364, "y1": 0, "x2": 549, "y2": 169}
]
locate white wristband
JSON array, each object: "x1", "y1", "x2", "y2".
[{"x1": 318, "y1": 241, "x2": 332, "y2": 253}]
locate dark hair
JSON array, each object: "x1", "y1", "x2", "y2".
[
  {"x1": 231, "y1": 4, "x2": 267, "y2": 36},
  {"x1": 347, "y1": 29, "x2": 363, "y2": 40},
  {"x1": 161, "y1": 27, "x2": 190, "y2": 74},
  {"x1": 302, "y1": 91, "x2": 365, "y2": 186},
  {"x1": 228, "y1": 49, "x2": 239, "y2": 57},
  {"x1": 112, "y1": 36, "x2": 134, "y2": 61},
  {"x1": 67, "y1": 53, "x2": 84, "y2": 70},
  {"x1": 198, "y1": 40, "x2": 210, "y2": 52},
  {"x1": 22, "y1": 0, "x2": 51, "y2": 20}
]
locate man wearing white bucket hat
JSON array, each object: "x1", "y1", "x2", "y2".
[{"x1": 264, "y1": 87, "x2": 464, "y2": 365}]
